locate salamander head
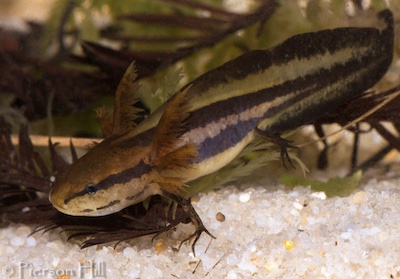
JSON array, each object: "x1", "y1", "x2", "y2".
[{"x1": 49, "y1": 141, "x2": 158, "y2": 216}]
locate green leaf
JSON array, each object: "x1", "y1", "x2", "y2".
[{"x1": 281, "y1": 171, "x2": 362, "y2": 197}]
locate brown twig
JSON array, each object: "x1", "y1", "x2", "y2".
[{"x1": 10, "y1": 134, "x2": 101, "y2": 148}]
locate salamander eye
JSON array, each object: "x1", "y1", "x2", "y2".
[{"x1": 85, "y1": 184, "x2": 99, "y2": 196}]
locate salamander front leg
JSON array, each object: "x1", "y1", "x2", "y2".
[
  {"x1": 162, "y1": 192, "x2": 215, "y2": 255},
  {"x1": 177, "y1": 197, "x2": 215, "y2": 256},
  {"x1": 255, "y1": 127, "x2": 298, "y2": 169}
]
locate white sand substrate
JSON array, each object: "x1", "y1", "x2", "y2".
[{"x1": 1, "y1": 177, "x2": 399, "y2": 279}]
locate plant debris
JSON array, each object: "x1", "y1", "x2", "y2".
[{"x1": 1, "y1": 1, "x2": 400, "y2": 250}]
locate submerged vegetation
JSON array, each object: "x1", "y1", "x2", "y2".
[{"x1": 0, "y1": 0, "x2": 399, "y2": 248}]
